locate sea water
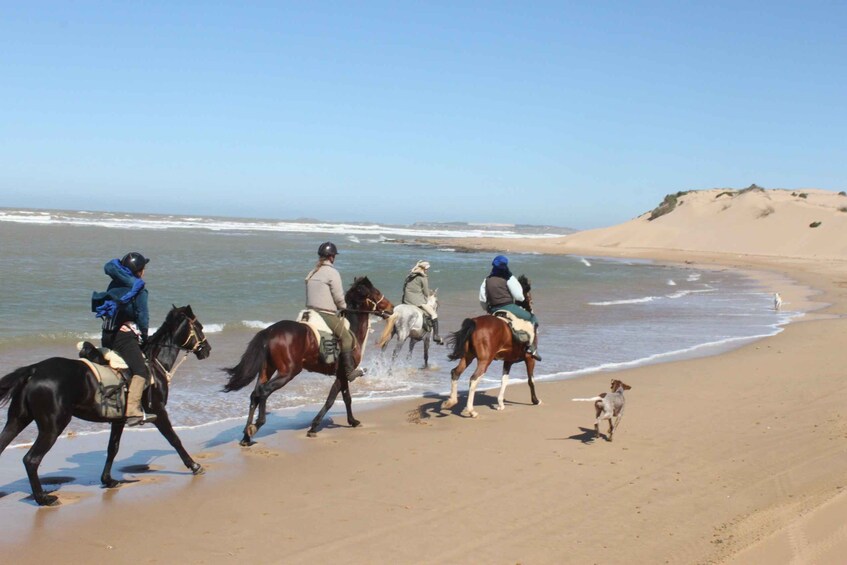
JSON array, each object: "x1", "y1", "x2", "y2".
[{"x1": 0, "y1": 208, "x2": 795, "y2": 445}]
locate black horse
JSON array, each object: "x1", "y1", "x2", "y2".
[{"x1": 0, "y1": 305, "x2": 211, "y2": 506}]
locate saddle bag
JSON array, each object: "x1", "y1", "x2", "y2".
[
  {"x1": 78, "y1": 341, "x2": 129, "y2": 419},
  {"x1": 493, "y1": 311, "x2": 532, "y2": 344},
  {"x1": 97, "y1": 381, "x2": 127, "y2": 420},
  {"x1": 318, "y1": 333, "x2": 338, "y2": 365}
]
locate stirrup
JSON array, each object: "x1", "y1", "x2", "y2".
[{"x1": 127, "y1": 411, "x2": 157, "y2": 427}]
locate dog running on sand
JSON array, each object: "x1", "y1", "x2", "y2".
[{"x1": 572, "y1": 379, "x2": 631, "y2": 441}]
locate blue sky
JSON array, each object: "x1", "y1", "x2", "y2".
[{"x1": 1, "y1": 2, "x2": 845, "y2": 229}]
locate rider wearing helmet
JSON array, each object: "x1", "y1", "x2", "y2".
[
  {"x1": 99, "y1": 251, "x2": 156, "y2": 426},
  {"x1": 479, "y1": 254, "x2": 541, "y2": 361},
  {"x1": 305, "y1": 242, "x2": 363, "y2": 382},
  {"x1": 401, "y1": 260, "x2": 443, "y2": 344}
]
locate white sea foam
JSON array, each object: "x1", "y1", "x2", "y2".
[
  {"x1": 241, "y1": 320, "x2": 273, "y2": 329},
  {"x1": 588, "y1": 296, "x2": 658, "y2": 306},
  {"x1": 581, "y1": 258, "x2": 592, "y2": 267},
  {"x1": 0, "y1": 209, "x2": 568, "y2": 239},
  {"x1": 667, "y1": 279, "x2": 676, "y2": 286}
]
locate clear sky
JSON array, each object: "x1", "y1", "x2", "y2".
[{"x1": 1, "y1": 2, "x2": 845, "y2": 229}]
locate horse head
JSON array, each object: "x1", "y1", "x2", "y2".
[
  {"x1": 348, "y1": 277, "x2": 394, "y2": 318},
  {"x1": 426, "y1": 289, "x2": 439, "y2": 312},
  {"x1": 517, "y1": 275, "x2": 533, "y2": 313},
  {"x1": 149, "y1": 305, "x2": 212, "y2": 360}
]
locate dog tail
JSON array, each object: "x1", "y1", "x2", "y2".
[{"x1": 572, "y1": 396, "x2": 603, "y2": 402}]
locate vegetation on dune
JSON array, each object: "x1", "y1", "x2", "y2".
[
  {"x1": 648, "y1": 191, "x2": 690, "y2": 221},
  {"x1": 809, "y1": 221, "x2": 822, "y2": 228}
]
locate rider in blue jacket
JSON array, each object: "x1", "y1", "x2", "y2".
[{"x1": 97, "y1": 252, "x2": 156, "y2": 426}]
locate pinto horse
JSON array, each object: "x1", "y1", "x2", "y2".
[
  {"x1": 223, "y1": 277, "x2": 393, "y2": 442},
  {"x1": 377, "y1": 291, "x2": 439, "y2": 368},
  {"x1": 444, "y1": 275, "x2": 540, "y2": 418},
  {"x1": 0, "y1": 305, "x2": 211, "y2": 506}
]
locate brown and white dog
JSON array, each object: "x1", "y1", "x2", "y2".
[{"x1": 572, "y1": 379, "x2": 631, "y2": 441}]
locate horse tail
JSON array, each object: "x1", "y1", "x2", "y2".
[
  {"x1": 222, "y1": 330, "x2": 269, "y2": 392},
  {"x1": 0, "y1": 366, "x2": 35, "y2": 408},
  {"x1": 446, "y1": 318, "x2": 475, "y2": 361},
  {"x1": 377, "y1": 313, "x2": 397, "y2": 349}
]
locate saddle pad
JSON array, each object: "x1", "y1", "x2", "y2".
[
  {"x1": 76, "y1": 341, "x2": 129, "y2": 370},
  {"x1": 79, "y1": 358, "x2": 125, "y2": 388},
  {"x1": 296, "y1": 309, "x2": 349, "y2": 343},
  {"x1": 492, "y1": 310, "x2": 535, "y2": 343}
]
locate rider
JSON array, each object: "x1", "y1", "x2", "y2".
[
  {"x1": 401, "y1": 260, "x2": 443, "y2": 344},
  {"x1": 97, "y1": 252, "x2": 156, "y2": 426},
  {"x1": 479, "y1": 254, "x2": 541, "y2": 361},
  {"x1": 305, "y1": 242, "x2": 363, "y2": 382}
]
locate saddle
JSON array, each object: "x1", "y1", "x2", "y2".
[
  {"x1": 76, "y1": 341, "x2": 131, "y2": 419},
  {"x1": 492, "y1": 310, "x2": 535, "y2": 346},
  {"x1": 296, "y1": 309, "x2": 348, "y2": 364}
]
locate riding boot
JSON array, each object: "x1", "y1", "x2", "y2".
[
  {"x1": 126, "y1": 375, "x2": 157, "y2": 426},
  {"x1": 431, "y1": 319, "x2": 444, "y2": 345},
  {"x1": 529, "y1": 327, "x2": 542, "y2": 361},
  {"x1": 339, "y1": 351, "x2": 364, "y2": 383}
]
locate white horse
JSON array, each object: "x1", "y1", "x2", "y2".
[{"x1": 378, "y1": 292, "x2": 439, "y2": 368}]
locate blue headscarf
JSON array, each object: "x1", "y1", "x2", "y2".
[
  {"x1": 93, "y1": 259, "x2": 146, "y2": 319},
  {"x1": 489, "y1": 255, "x2": 512, "y2": 279}
]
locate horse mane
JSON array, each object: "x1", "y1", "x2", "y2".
[
  {"x1": 345, "y1": 277, "x2": 373, "y2": 308},
  {"x1": 517, "y1": 275, "x2": 532, "y2": 313},
  {"x1": 147, "y1": 304, "x2": 192, "y2": 345}
]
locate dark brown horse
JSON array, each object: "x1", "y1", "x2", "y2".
[
  {"x1": 0, "y1": 305, "x2": 211, "y2": 506},
  {"x1": 444, "y1": 275, "x2": 540, "y2": 417},
  {"x1": 223, "y1": 277, "x2": 393, "y2": 443}
]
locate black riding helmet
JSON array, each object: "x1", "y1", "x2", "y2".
[
  {"x1": 318, "y1": 242, "x2": 339, "y2": 258},
  {"x1": 121, "y1": 251, "x2": 150, "y2": 274}
]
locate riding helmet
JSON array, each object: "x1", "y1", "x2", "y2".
[
  {"x1": 121, "y1": 252, "x2": 150, "y2": 274},
  {"x1": 318, "y1": 241, "x2": 339, "y2": 258}
]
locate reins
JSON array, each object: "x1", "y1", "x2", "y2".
[{"x1": 149, "y1": 315, "x2": 208, "y2": 384}]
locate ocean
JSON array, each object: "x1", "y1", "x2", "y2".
[{"x1": 0, "y1": 208, "x2": 795, "y2": 446}]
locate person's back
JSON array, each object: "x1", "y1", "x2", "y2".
[
  {"x1": 479, "y1": 255, "x2": 541, "y2": 361},
  {"x1": 304, "y1": 242, "x2": 362, "y2": 381},
  {"x1": 401, "y1": 260, "x2": 442, "y2": 344}
]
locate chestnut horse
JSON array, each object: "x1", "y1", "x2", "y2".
[
  {"x1": 0, "y1": 305, "x2": 211, "y2": 506},
  {"x1": 223, "y1": 277, "x2": 393, "y2": 442},
  {"x1": 444, "y1": 275, "x2": 540, "y2": 418}
]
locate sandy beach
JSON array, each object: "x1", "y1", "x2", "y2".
[{"x1": 2, "y1": 188, "x2": 847, "y2": 564}]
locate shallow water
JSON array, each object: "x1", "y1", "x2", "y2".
[{"x1": 0, "y1": 209, "x2": 796, "y2": 445}]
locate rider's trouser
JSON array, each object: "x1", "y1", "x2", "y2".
[
  {"x1": 102, "y1": 329, "x2": 149, "y2": 379},
  {"x1": 316, "y1": 311, "x2": 355, "y2": 352}
]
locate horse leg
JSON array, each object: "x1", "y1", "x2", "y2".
[
  {"x1": 101, "y1": 421, "x2": 126, "y2": 488},
  {"x1": 422, "y1": 335, "x2": 430, "y2": 369},
  {"x1": 24, "y1": 414, "x2": 71, "y2": 506},
  {"x1": 339, "y1": 378, "x2": 361, "y2": 429},
  {"x1": 443, "y1": 357, "x2": 470, "y2": 410},
  {"x1": 525, "y1": 357, "x2": 541, "y2": 405},
  {"x1": 464, "y1": 358, "x2": 493, "y2": 419},
  {"x1": 0, "y1": 410, "x2": 33, "y2": 457},
  {"x1": 244, "y1": 371, "x2": 298, "y2": 446},
  {"x1": 496, "y1": 361, "x2": 513, "y2": 411},
  {"x1": 307, "y1": 378, "x2": 342, "y2": 438},
  {"x1": 153, "y1": 410, "x2": 204, "y2": 474}
]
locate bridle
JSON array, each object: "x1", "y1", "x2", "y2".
[
  {"x1": 151, "y1": 313, "x2": 209, "y2": 383},
  {"x1": 345, "y1": 292, "x2": 390, "y2": 318}
]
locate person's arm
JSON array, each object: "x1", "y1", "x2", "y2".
[
  {"x1": 507, "y1": 276, "x2": 525, "y2": 302},
  {"x1": 135, "y1": 290, "x2": 149, "y2": 339},
  {"x1": 421, "y1": 276, "x2": 431, "y2": 298},
  {"x1": 479, "y1": 279, "x2": 488, "y2": 312},
  {"x1": 329, "y1": 269, "x2": 348, "y2": 310}
]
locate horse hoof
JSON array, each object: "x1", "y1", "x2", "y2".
[
  {"x1": 533, "y1": 399, "x2": 542, "y2": 406},
  {"x1": 36, "y1": 494, "x2": 60, "y2": 507},
  {"x1": 349, "y1": 419, "x2": 362, "y2": 428},
  {"x1": 461, "y1": 409, "x2": 479, "y2": 419},
  {"x1": 306, "y1": 430, "x2": 318, "y2": 438},
  {"x1": 442, "y1": 400, "x2": 457, "y2": 410},
  {"x1": 190, "y1": 463, "x2": 205, "y2": 475},
  {"x1": 102, "y1": 479, "x2": 121, "y2": 489},
  {"x1": 246, "y1": 424, "x2": 257, "y2": 437},
  {"x1": 496, "y1": 404, "x2": 505, "y2": 411},
  {"x1": 239, "y1": 438, "x2": 255, "y2": 447}
]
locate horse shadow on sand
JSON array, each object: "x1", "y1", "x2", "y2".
[
  {"x1": 414, "y1": 389, "x2": 539, "y2": 421},
  {"x1": 0, "y1": 447, "x2": 192, "y2": 506},
  {"x1": 564, "y1": 427, "x2": 605, "y2": 444},
  {"x1": 203, "y1": 411, "x2": 351, "y2": 448}
]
